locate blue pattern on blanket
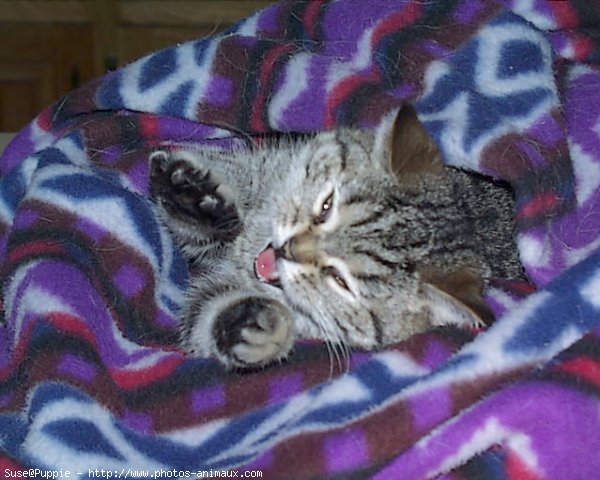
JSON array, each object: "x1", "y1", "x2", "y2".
[{"x1": 417, "y1": 12, "x2": 558, "y2": 170}]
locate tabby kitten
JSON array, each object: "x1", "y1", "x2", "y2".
[{"x1": 150, "y1": 106, "x2": 523, "y2": 368}]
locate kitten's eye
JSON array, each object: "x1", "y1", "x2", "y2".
[
  {"x1": 324, "y1": 265, "x2": 351, "y2": 292},
  {"x1": 315, "y1": 190, "x2": 334, "y2": 224}
]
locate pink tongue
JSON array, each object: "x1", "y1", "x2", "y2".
[{"x1": 255, "y1": 246, "x2": 279, "y2": 282}]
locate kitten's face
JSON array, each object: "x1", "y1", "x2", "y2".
[{"x1": 256, "y1": 129, "x2": 428, "y2": 348}]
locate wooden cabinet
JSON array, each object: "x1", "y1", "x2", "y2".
[{"x1": 0, "y1": 0, "x2": 273, "y2": 131}]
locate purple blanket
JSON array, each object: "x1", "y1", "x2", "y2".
[{"x1": 2, "y1": 1, "x2": 600, "y2": 478}]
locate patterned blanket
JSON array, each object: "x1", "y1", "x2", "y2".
[{"x1": 2, "y1": 0, "x2": 600, "y2": 478}]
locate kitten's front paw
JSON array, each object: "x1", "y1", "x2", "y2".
[
  {"x1": 150, "y1": 150, "x2": 241, "y2": 241},
  {"x1": 213, "y1": 296, "x2": 295, "y2": 368}
]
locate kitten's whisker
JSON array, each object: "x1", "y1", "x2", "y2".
[
  {"x1": 332, "y1": 340, "x2": 344, "y2": 376},
  {"x1": 319, "y1": 321, "x2": 337, "y2": 378},
  {"x1": 325, "y1": 338, "x2": 335, "y2": 379},
  {"x1": 295, "y1": 283, "x2": 339, "y2": 378},
  {"x1": 314, "y1": 312, "x2": 338, "y2": 379},
  {"x1": 332, "y1": 340, "x2": 344, "y2": 375},
  {"x1": 334, "y1": 332, "x2": 351, "y2": 375},
  {"x1": 338, "y1": 340, "x2": 351, "y2": 374},
  {"x1": 323, "y1": 321, "x2": 346, "y2": 377}
]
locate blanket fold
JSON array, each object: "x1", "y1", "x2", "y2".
[{"x1": 2, "y1": 1, "x2": 600, "y2": 478}]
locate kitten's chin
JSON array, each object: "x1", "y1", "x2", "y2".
[{"x1": 254, "y1": 244, "x2": 282, "y2": 289}]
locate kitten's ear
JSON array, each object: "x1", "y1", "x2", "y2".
[
  {"x1": 422, "y1": 283, "x2": 486, "y2": 330},
  {"x1": 420, "y1": 267, "x2": 494, "y2": 328},
  {"x1": 373, "y1": 105, "x2": 444, "y2": 183}
]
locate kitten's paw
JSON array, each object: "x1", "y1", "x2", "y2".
[
  {"x1": 150, "y1": 150, "x2": 241, "y2": 241},
  {"x1": 213, "y1": 296, "x2": 295, "y2": 368}
]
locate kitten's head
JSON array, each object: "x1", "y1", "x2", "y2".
[{"x1": 257, "y1": 106, "x2": 480, "y2": 349}]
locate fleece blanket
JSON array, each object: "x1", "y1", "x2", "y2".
[{"x1": 1, "y1": 0, "x2": 600, "y2": 478}]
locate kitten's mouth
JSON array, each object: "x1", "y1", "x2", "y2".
[{"x1": 255, "y1": 244, "x2": 282, "y2": 288}]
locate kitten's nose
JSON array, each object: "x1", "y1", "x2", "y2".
[{"x1": 279, "y1": 231, "x2": 318, "y2": 264}]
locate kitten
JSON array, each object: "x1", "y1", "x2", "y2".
[{"x1": 149, "y1": 106, "x2": 523, "y2": 368}]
